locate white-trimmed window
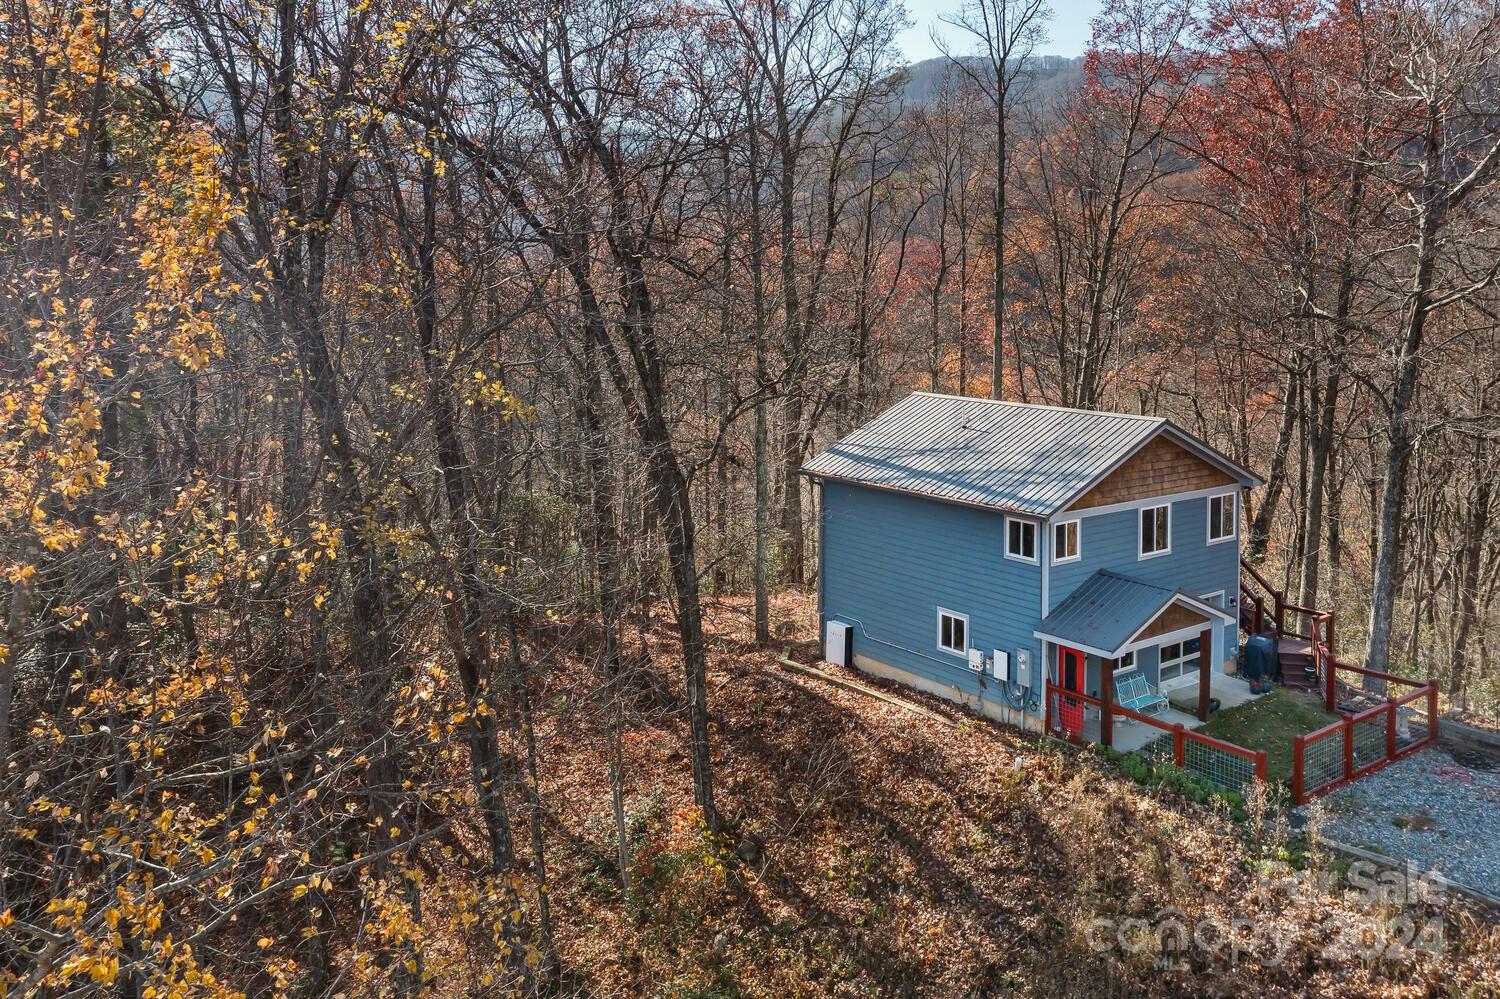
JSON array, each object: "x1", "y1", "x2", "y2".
[
  {"x1": 1052, "y1": 519, "x2": 1080, "y2": 564},
  {"x1": 1005, "y1": 517, "x2": 1038, "y2": 563},
  {"x1": 1139, "y1": 504, "x2": 1171, "y2": 558},
  {"x1": 1207, "y1": 492, "x2": 1236, "y2": 544},
  {"x1": 937, "y1": 608, "x2": 969, "y2": 657},
  {"x1": 1114, "y1": 650, "x2": 1136, "y2": 671},
  {"x1": 1158, "y1": 637, "x2": 1201, "y2": 684}
]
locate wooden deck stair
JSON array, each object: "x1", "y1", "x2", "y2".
[
  {"x1": 1239, "y1": 559, "x2": 1334, "y2": 691},
  {"x1": 1277, "y1": 638, "x2": 1319, "y2": 689}
]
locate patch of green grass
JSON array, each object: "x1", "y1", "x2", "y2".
[{"x1": 1198, "y1": 686, "x2": 1341, "y2": 783}]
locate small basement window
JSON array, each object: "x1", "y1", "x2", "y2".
[
  {"x1": 1053, "y1": 519, "x2": 1080, "y2": 564},
  {"x1": 1006, "y1": 517, "x2": 1038, "y2": 563},
  {"x1": 1140, "y1": 504, "x2": 1170, "y2": 558},
  {"x1": 1208, "y1": 493, "x2": 1236, "y2": 544},
  {"x1": 937, "y1": 608, "x2": 969, "y2": 657}
]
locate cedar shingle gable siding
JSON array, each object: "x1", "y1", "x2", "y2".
[
  {"x1": 1069, "y1": 436, "x2": 1237, "y2": 511},
  {"x1": 1135, "y1": 602, "x2": 1214, "y2": 642}
]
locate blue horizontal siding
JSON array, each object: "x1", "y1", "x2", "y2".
[
  {"x1": 1050, "y1": 494, "x2": 1241, "y2": 668},
  {"x1": 821, "y1": 482, "x2": 1044, "y2": 706}
]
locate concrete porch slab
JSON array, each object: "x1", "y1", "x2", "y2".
[
  {"x1": 1073, "y1": 672, "x2": 1266, "y2": 754},
  {"x1": 1167, "y1": 671, "x2": 1263, "y2": 713}
]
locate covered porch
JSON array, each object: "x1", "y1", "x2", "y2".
[
  {"x1": 1036, "y1": 569, "x2": 1244, "y2": 751},
  {"x1": 1069, "y1": 671, "x2": 1262, "y2": 753}
]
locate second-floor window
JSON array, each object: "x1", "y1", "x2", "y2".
[
  {"x1": 1140, "y1": 504, "x2": 1170, "y2": 558},
  {"x1": 1006, "y1": 517, "x2": 1037, "y2": 562},
  {"x1": 1208, "y1": 493, "x2": 1236, "y2": 544},
  {"x1": 1053, "y1": 520, "x2": 1080, "y2": 563}
]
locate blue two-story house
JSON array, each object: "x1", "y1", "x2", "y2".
[{"x1": 804, "y1": 392, "x2": 1263, "y2": 739}]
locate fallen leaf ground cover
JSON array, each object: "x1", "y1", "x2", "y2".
[{"x1": 515, "y1": 590, "x2": 1500, "y2": 998}]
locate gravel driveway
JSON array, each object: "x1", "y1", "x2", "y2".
[{"x1": 1307, "y1": 746, "x2": 1500, "y2": 898}]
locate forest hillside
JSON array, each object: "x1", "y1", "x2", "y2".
[
  {"x1": 3, "y1": 0, "x2": 1499, "y2": 993},
  {"x1": 387, "y1": 593, "x2": 1500, "y2": 997}
]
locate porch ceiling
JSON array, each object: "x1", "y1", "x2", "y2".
[{"x1": 1035, "y1": 569, "x2": 1233, "y2": 659}]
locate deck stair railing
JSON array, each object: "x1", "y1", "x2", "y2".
[{"x1": 1240, "y1": 558, "x2": 1336, "y2": 697}]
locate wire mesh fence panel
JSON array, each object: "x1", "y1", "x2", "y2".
[
  {"x1": 1132, "y1": 731, "x2": 1177, "y2": 768},
  {"x1": 1301, "y1": 729, "x2": 1345, "y2": 795},
  {"x1": 1351, "y1": 712, "x2": 1387, "y2": 772},
  {"x1": 1182, "y1": 738, "x2": 1258, "y2": 795},
  {"x1": 1050, "y1": 690, "x2": 1089, "y2": 739}
]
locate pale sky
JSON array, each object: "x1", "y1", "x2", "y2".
[{"x1": 897, "y1": 0, "x2": 1104, "y2": 63}]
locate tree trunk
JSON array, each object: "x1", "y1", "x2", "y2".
[
  {"x1": 658, "y1": 470, "x2": 718, "y2": 828},
  {"x1": 1450, "y1": 410, "x2": 1492, "y2": 706},
  {"x1": 407, "y1": 135, "x2": 516, "y2": 876},
  {"x1": 508, "y1": 611, "x2": 559, "y2": 983},
  {"x1": 776, "y1": 120, "x2": 807, "y2": 585},
  {"x1": 1246, "y1": 364, "x2": 1300, "y2": 565},
  {"x1": 992, "y1": 109, "x2": 1006, "y2": 400},
  {"x1": 749, "y1": 120, "x2": 772, "y2": 646},
  {"x1": 1368, "y1": 114, "x2": 1445, "y2": 671}
]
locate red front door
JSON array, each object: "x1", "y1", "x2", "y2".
[{"x1": 1058, "y1": 645, "x2": 1085, "y2": 737}]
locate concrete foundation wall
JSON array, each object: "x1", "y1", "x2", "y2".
[{"x1": 853, "y1": 652, "x2": 1045, "y2": 734}]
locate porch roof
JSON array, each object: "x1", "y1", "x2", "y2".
[{"x1": 1035, "y1": 569, "x2": 1234, "y2": 659}]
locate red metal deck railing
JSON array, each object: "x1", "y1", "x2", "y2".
[
  {"x1": 1240, "y1": 557, "x2": 1438, "y2": 803},
  {"x1": 1045, "y1": 680, "x2": 1268, "y2": 795},
  {"x1": 1291, "y1": 660, "x2": 1438, "y2": 803}
]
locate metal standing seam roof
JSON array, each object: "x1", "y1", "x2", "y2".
[
  {"x1": 801, "y1": 392, "x2": 1260, "y2": 518},
  {"x1": 1034, "y1": 570, "x2": 1230, "y2": 657}
]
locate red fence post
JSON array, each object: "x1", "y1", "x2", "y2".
[
  {"x1": 1427, "y1": 684, "x2": 1438, "y2": 742},
  {"x1": 1101, "y1": 657, "x2": 1115, "y2": 749},
  {"x1": 1254, "y1": 750, "x2": 1268, "y2": 785},
  {"x1": 1342, "y1": 720, "x2": 1354, "y2": 781},
  {"x1": 1173, "y1": 724, "x2": 1185, "y2": 768},
  {"x1": 1325, "y1": 657, "x2": 1338, "y2": 714},
  {"x1": 1386, "y1": 704, "x2": 1397, "y2": 760},
  {"x1": 1325, "y1": 612, "x2": 1336, "y2": 659},
  {"x1": 1292, "y1": 734, "x2": 1306, "y2": 805}
]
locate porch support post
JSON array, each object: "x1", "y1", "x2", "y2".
[
  {"x1": 1100, "y1": 657, "x2": 1115, "y2": 748},
  {"x1": 1197, "y1": 626, "x2": 1213, "y2": 721}
]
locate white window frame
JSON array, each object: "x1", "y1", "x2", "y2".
[
  {"x1": 1200, "y1": 590, "x2": 1226, "y2": 608},
  {"x1": 1114, "y1": 650, "x2": 1136, "y2": 671},
  {"x1": 1138, "y1": 503, "x2": 1171, "y2": 560},
  {"x1": 1157, "y1": 637, "x2": 1203, "y2": 688},
  {"x1": 1206, "y1": 491, "x2": 1237, "y2": 545},
  {"x1": 1051, "y1": 518, "x2": 1081, "y2": 565},
  {"x1": 936, "y1": 607, "x2": 970, "y2": 658},
  {"x1": 1004, "y1": 516, "x2": 1039, "y2": 564}
]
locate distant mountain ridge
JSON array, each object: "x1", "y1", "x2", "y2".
[{"x1": 898, "y1": 54, "x2": 1085, "y2": 106}]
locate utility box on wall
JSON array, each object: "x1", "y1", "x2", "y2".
[
  {"x1": 1016, "y1": 649, "x2": 1032, "y2": 688},
  {"x1": 825, "y1": 620, "x2": 851, "y2": 668}
]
